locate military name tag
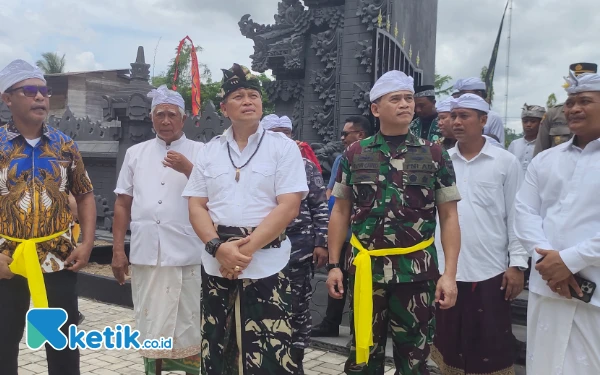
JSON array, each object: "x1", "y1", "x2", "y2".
[
  {"x1": 352, "y1": 172, "x2": 379, "y2": 184},
  {"x1": 354, "y1": 153, "x2": 380, "y2": 163},
  {"x1": 405, "y1": 162, "x2": 435, "y2": 171},
  {"x1": 406, "y1": 172, "x2": 434, "y2": 186},
  {"x1": 352, "y1": 162, "x2": 380, "y2": 170}
]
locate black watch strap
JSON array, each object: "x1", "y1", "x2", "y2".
[
  {"x1": 326, "y1": 263, "x2": 341, "y2": 271},
  {"x1": 205, "y1": 238, "x2": 224, "y2": 257}
]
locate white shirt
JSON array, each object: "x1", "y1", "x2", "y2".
[
  {"x1": 182, "y1": 124, "x2": 309, "y2": 279},
  {"x1": 483, "y1": 110, "x2": 506, "y2": 147},
  {"x1": 114, "y1": 134, "x2": 204, "y2": 267},
  {"x1": 514, "y1": 138, "x2": 600, "y2": 307},
  {"x1": 483, "y1": 135, "x2": 504, "y2": 149},
  {"x1": 508, "y1": 137, "x2": 536, "y2": 172},
  {"x1": 26, "y1": 137, "x2": 41, "y2": 147},
  {"x1": 436, "y1": 138, "x2": 528, "y2": 282}
]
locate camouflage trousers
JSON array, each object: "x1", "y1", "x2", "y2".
[
  {"x1": 289, "y1": 260, "x2": 313, "y2": 349},
  {"x1": 345, "y1": 277, "x2": 436, "y2": 375},
  {"x1": 200, "y1": 266, "x2": 297, "y2": 375}
]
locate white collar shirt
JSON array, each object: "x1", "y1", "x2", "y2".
[
  {"x1": 508, "y1": 137, "x2": 536, "y2": 172},
  {"x1": 182, "y1": 124, "x2": 309, "y2": 279},
  {"x1": 436, "y1": 138, "x2": 528, "y2": 282},
  {"x1": 514, "y1": 137, "x2": 600, "y2": 306},
  {"x1": 114, "y1": 134, "x2": 204, "y2": 266},
  {"x1": 483, "y1": 110, "x2": 506, "y2": 147}
]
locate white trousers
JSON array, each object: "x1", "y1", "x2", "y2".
[{"x1": 527, "y1": 291, "x2": 600, "y2": 375}]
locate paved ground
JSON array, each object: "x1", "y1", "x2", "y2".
[{"x1": 18, "y1": 298, "x2": 397, "y2": 375}]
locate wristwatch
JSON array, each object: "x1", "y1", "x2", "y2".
[
  {"x1": 326, "y1": 263, "x2": 341, "y2": 271},
  {"x1": 517, "y1": 266, "x2": 528, "y2": 272},
  {"x1": 205, "y1": 238, "x2": 224, "y2": 257}
]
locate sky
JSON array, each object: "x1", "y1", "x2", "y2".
[{"x1": 2, "y1": 0, "x2": 599, "y2": 132}]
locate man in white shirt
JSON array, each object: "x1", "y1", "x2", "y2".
[
  {"x1": 514, "y1": 72, "x2": 600, "y2": 375},
  {"x1": 111, "y1": 85, "x2": 203, "y2": 374},
  {"x1": 182, "y1": 64, "x2": 308, "y2": 375},
  {"x1": 432, "y1": 94, "x2": 528, "y2": 375},
  {"x1": 453, "y1": 77, "x2": 506, "y2": 147},
  {"x1": 508, "y1": 104, "x2": 545, "y2": 172}
]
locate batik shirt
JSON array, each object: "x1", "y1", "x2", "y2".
[
  {"x1": 287, "y1": 158, "x2": 328, "y2": 264},
  {"x1": 332, "y1": 132, "x2": 460, "y2": 283},
  {"x1": 0, "y1": 122, "x2": 93, "y2": 272},
  {"x1": 410, "y1": 116, "x2": 442, "y2": 143}
]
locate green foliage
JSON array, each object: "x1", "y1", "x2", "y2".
[
  {"x1": 481, "y1": 66, "x2": 494, "y2": 104},
  {"x1": 504, "y1": 126, "x2": 522, "y2": 148},
  {"x1": 434, "y1": 72, "x2": 453, "y2": 97},
  {"x1": 152, "y1": 43, "x2": 273, "y2": 115},
  {"x1": 547, "y1": 93, "x2": 557, "y2": 108},
  {"x1": 36, "y1": 52, "x2": 66, "y2": 74}
]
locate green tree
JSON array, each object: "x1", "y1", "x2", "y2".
[
  {"x1": 547, "y1": 93, "x2": 557, "y2": 108},
  {"x1": 504, "y1": 126, "x2": 522, "y2": 148},
  {"x1": 36, "y1": 52, "x2": 66, "y2": 74},
  {"x1": 481, "y1": 66, "x2": 494, "y2": 104},
  {"x1": 434, "y1": 72, "x2": 453, "y2": 97},
  {"x1": 152, "y1": 44, "x2": 212, "y2": 111},
  {"x1": 152, "y1": 43, "x2": 274, "y2": 115}
]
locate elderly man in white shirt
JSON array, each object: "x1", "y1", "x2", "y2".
[
  {"x1": 515, "y1": 72, "x2": 600, "y2": 375},
  {"x1": 508, "y1": 104, "x2": 546, "y2": 172},
  {"x1": 182, "y1": 63, "x2": 308, "y2": 375},
  {"x1": 453, "y1": 77, "x2": 506, "y2": 147},
  {"x1": 432, "y1": 94, "x2": 528, "y2": 375},
  {"x1": 111, "y1": 85, "x2": 204, "y2": 375}
]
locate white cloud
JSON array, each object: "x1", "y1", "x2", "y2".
[{"x1": 2, "y1": 0, "x2": 599, "y2": 133}]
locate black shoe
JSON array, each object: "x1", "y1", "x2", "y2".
[
  {"x1": 311, "y1": 322, "x2": 339, "y2": 337},
  {"x1": 78, "y1": 311, "x2": 85, "y2": 325}
]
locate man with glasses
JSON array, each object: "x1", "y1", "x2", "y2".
[{"x1": 0, "y1": 59, "x2": 96, "y2": 375}]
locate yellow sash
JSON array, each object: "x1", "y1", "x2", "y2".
[
  {"x1": 73, "y1": 223, "x2": 81, "y2": 243},
  {"x1": 0, "y1": 230, "x2": 68, "y2": 308},
  {"x1": 350, "y1": 234, "x2": 434, "y2": 364}
]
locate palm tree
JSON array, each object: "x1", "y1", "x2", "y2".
[{"x1": 36, "y1": 52, "x2": 66, "y2": 74}]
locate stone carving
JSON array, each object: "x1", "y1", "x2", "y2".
[
  {"x1": 264, "y1": 80, "x2": 304, "y2": 136},
  {"x1": 311, "y1": 140, "x2": 345, "y2": 178},
  {"x1": 0, "y1": 101, "x2": 10, "y2": 124},
  {"x1": 240, "y1": 2, "x2": 345, "y2": 142},
  {"x1": 355, "y1": 40, "x2": 373, "y2": 73},
  {"x1": 352, "y1": 82, "x2": 372, "y2": 117},
  {"x1": 45, "y1": 108, "x2": 107, "y2": 141},
  {"x1": 357, "y1": 0, "x2": 388, "y2": 31},
  {"x1": 184, "y1": 101, "x2": 231, "y2": 143},
  {"x1": 310, "y1": 27, "x2": 342, "y2": 142},
  {"x1": 95, "y1": 194, "x2": 114, "y2": 231}
]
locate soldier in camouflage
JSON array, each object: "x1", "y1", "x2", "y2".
[
  {"x1": 327, "y1": 71, "x2": 462, "y2": 374},
  {"x1": 261, "y1": 115, "x2": 329, "y2": 374},
  {"x1": 410, "y1": 85, "x2": 443, "y2": 143},
  {"x1": 534, "y1": 62, "x2": 597, "y2": 156}
]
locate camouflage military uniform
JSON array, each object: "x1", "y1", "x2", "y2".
[
  {"x1": 287, "y1": 159, "x2": 328, "y2": 370},
  {"x1": 332, "y1": 132, "x2": 460, "y2": 374},
  {"x1": 201, "y1": 266, "x2": 295, "y2": 375},
  {"x1": 533, "y1": 103, "x2": 572, "y2": 156},
  {"x1": 410, "y1": 117, "x2": 443, "y2": 143}
]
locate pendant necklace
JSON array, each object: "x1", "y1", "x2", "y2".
[{"x1": 227, "y1": 129, "x2": 266, "y2": 182}]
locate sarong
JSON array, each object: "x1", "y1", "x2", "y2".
[
  {"x1": 131, "y1": 264, "x2": 202, "y2": 364},
  {"x1": 432, "y1": 272, "x2": 516, "y2": 375},
  {"x1": 201, "y1": 266, "x2": 296, "y2": 375}
]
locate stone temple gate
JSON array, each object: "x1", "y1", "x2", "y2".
[{"x1": 239, "y1": 0, "x2": 437, "y2": 143}]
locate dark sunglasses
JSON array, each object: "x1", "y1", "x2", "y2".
[
  {"x1": 341, "y1": 130, "x2": 361, "y2": 137},
  {"x1": 5, "y1": 85, "x2": 52, "y2": 98}
]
